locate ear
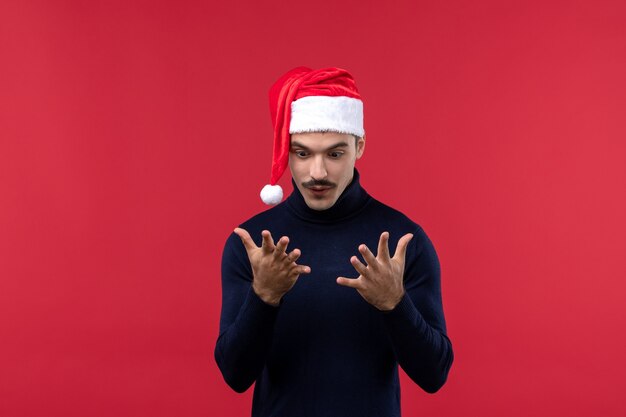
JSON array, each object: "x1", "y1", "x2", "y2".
[{"x1": 355, "y1": 136, "x2": 366, "y2": 159}]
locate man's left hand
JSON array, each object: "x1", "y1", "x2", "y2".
[{"x1": 336, "y1": 232, "x2": 414, "y2": 311}]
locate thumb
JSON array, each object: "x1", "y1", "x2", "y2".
[
  {"x1": 234, "y1": 227, "x2": 257, "y2": 253},
  {"x1": 393, "y1": 233, "x2": 414, "y2": 262},
  {"x1": 336, "y1": 276, "x2": 361, "y2": 289}
]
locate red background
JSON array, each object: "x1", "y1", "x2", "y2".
[{"x1": 1, "y1": 1, "x2": 625, "y2": 416}]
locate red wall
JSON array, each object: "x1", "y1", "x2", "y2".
[{"x1": 1, "y1": 1, "x2": 625, "y2": 416}]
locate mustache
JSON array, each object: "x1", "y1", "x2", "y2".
[{"x1": 302, "y1": 179, "x2": 336, "y2": 188}]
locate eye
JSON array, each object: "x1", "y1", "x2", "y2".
[
  {"x1": 329, "y1": 151, "x2": 344, "y2": 158},
  {"x1": 294, "y1": 150, "x2": 309, "y2": 158}
]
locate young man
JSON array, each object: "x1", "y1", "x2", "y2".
[{"x1": 215, "y1": 67, "x2": 453, "y2": 417}]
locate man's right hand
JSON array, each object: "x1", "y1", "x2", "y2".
[{"x1": 234, "y1": 227, "x2": 311, "y2": 306}]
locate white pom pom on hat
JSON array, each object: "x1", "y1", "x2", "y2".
[
  {"x1": 260, "y1": 184, "x2": 283, "y2": 206},
  {"x1": 261, "y1": 66, "x2": 365, "y2": 205}
]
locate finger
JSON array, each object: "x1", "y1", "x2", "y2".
[
  {"x1": 350, "y1": 255, "x2": 369, "y2": 277},
  {"x1": 233, "y1": 227, "x2": 257, "y2": 253},
  {"x1": 260, "y1": 230, "x2": 275, "y2": 254},
  {"x1": 393, "y1": 233, "x2": 414, "y2": 261},
  {"x1": 289, "y1": 265, "x2": 311, "y2": 277},
  {"x1": 336, "y1": 276, "x2": 362, "y2": 289},
  {"x1": 297, "y1": 265, "x2": 311, "y2": 275},
  {"x1": 286, "y1": 248, "x2": 301, "y2": 263},
  {"x1": 377, "y1": 231, "x2": 390, "y2": 262},
  {"x1": 274, "y1": 236, "x2": 289, "y2": 257},
  {"x1": 359, "y1": 244, "x2": 379, "y2": 270}
]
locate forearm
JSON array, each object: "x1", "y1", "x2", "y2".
[
  {"x1": 382, "y1": 293, "x2": 454, "y2": 393},
  {"x1": 214, "y1": 286, "x2": 279, "y2": 393}
]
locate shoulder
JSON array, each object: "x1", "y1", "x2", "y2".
[
  {"x1": 222, "y1": 202, "x2": 290, "y2": 252},
  {"x1": 364, "y1": 196, "x2": 435, "y2": 253},
  {"x1": 237, "y1": 202, "x2": 290, "y2": 232},
  {"x1": 366, "y1": 196, "x2": 425, "y2": 232}
]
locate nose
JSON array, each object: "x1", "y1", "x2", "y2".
[{"x1": 310, "y1": 154, "x2": 327, "y2": 180}]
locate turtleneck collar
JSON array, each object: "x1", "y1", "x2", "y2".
[{"x1": 284, "y1": 168, "x2": 371, "y2": 224}]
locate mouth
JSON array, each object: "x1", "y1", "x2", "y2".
[{"x1": 306, "y1": 186, "x2": 333, "y2": 196}]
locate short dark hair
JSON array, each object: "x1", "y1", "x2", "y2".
[{"x1": 292, "y1": 130, "x2": 362, "y2": 147}]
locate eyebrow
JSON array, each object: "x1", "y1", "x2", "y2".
[{"x1": 291, "y1": 141, "x2": 349, "y2": 151}]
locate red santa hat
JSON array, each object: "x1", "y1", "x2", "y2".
[{"x1": 260, "y1": 66, "x2": 365, "y2": 205}]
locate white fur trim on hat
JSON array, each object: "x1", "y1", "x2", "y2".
[{"x1": 289, "y1": 96, "x2": 364, "y2": 137}]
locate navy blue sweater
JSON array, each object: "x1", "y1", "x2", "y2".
[{"x1": 215, "y1": 169, "x2": 453, "y2": 417}]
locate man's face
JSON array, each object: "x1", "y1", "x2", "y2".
[{"x1": 289, "y1": 131, "x2": 365, "y2": 211}]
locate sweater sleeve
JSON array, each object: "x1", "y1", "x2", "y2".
[
  {"x1": 214, "y1": 232, "x2": 280, "y2": 393},
  {"x1": 381, "y1": 225, "x2": 454, "y2": 393}
]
